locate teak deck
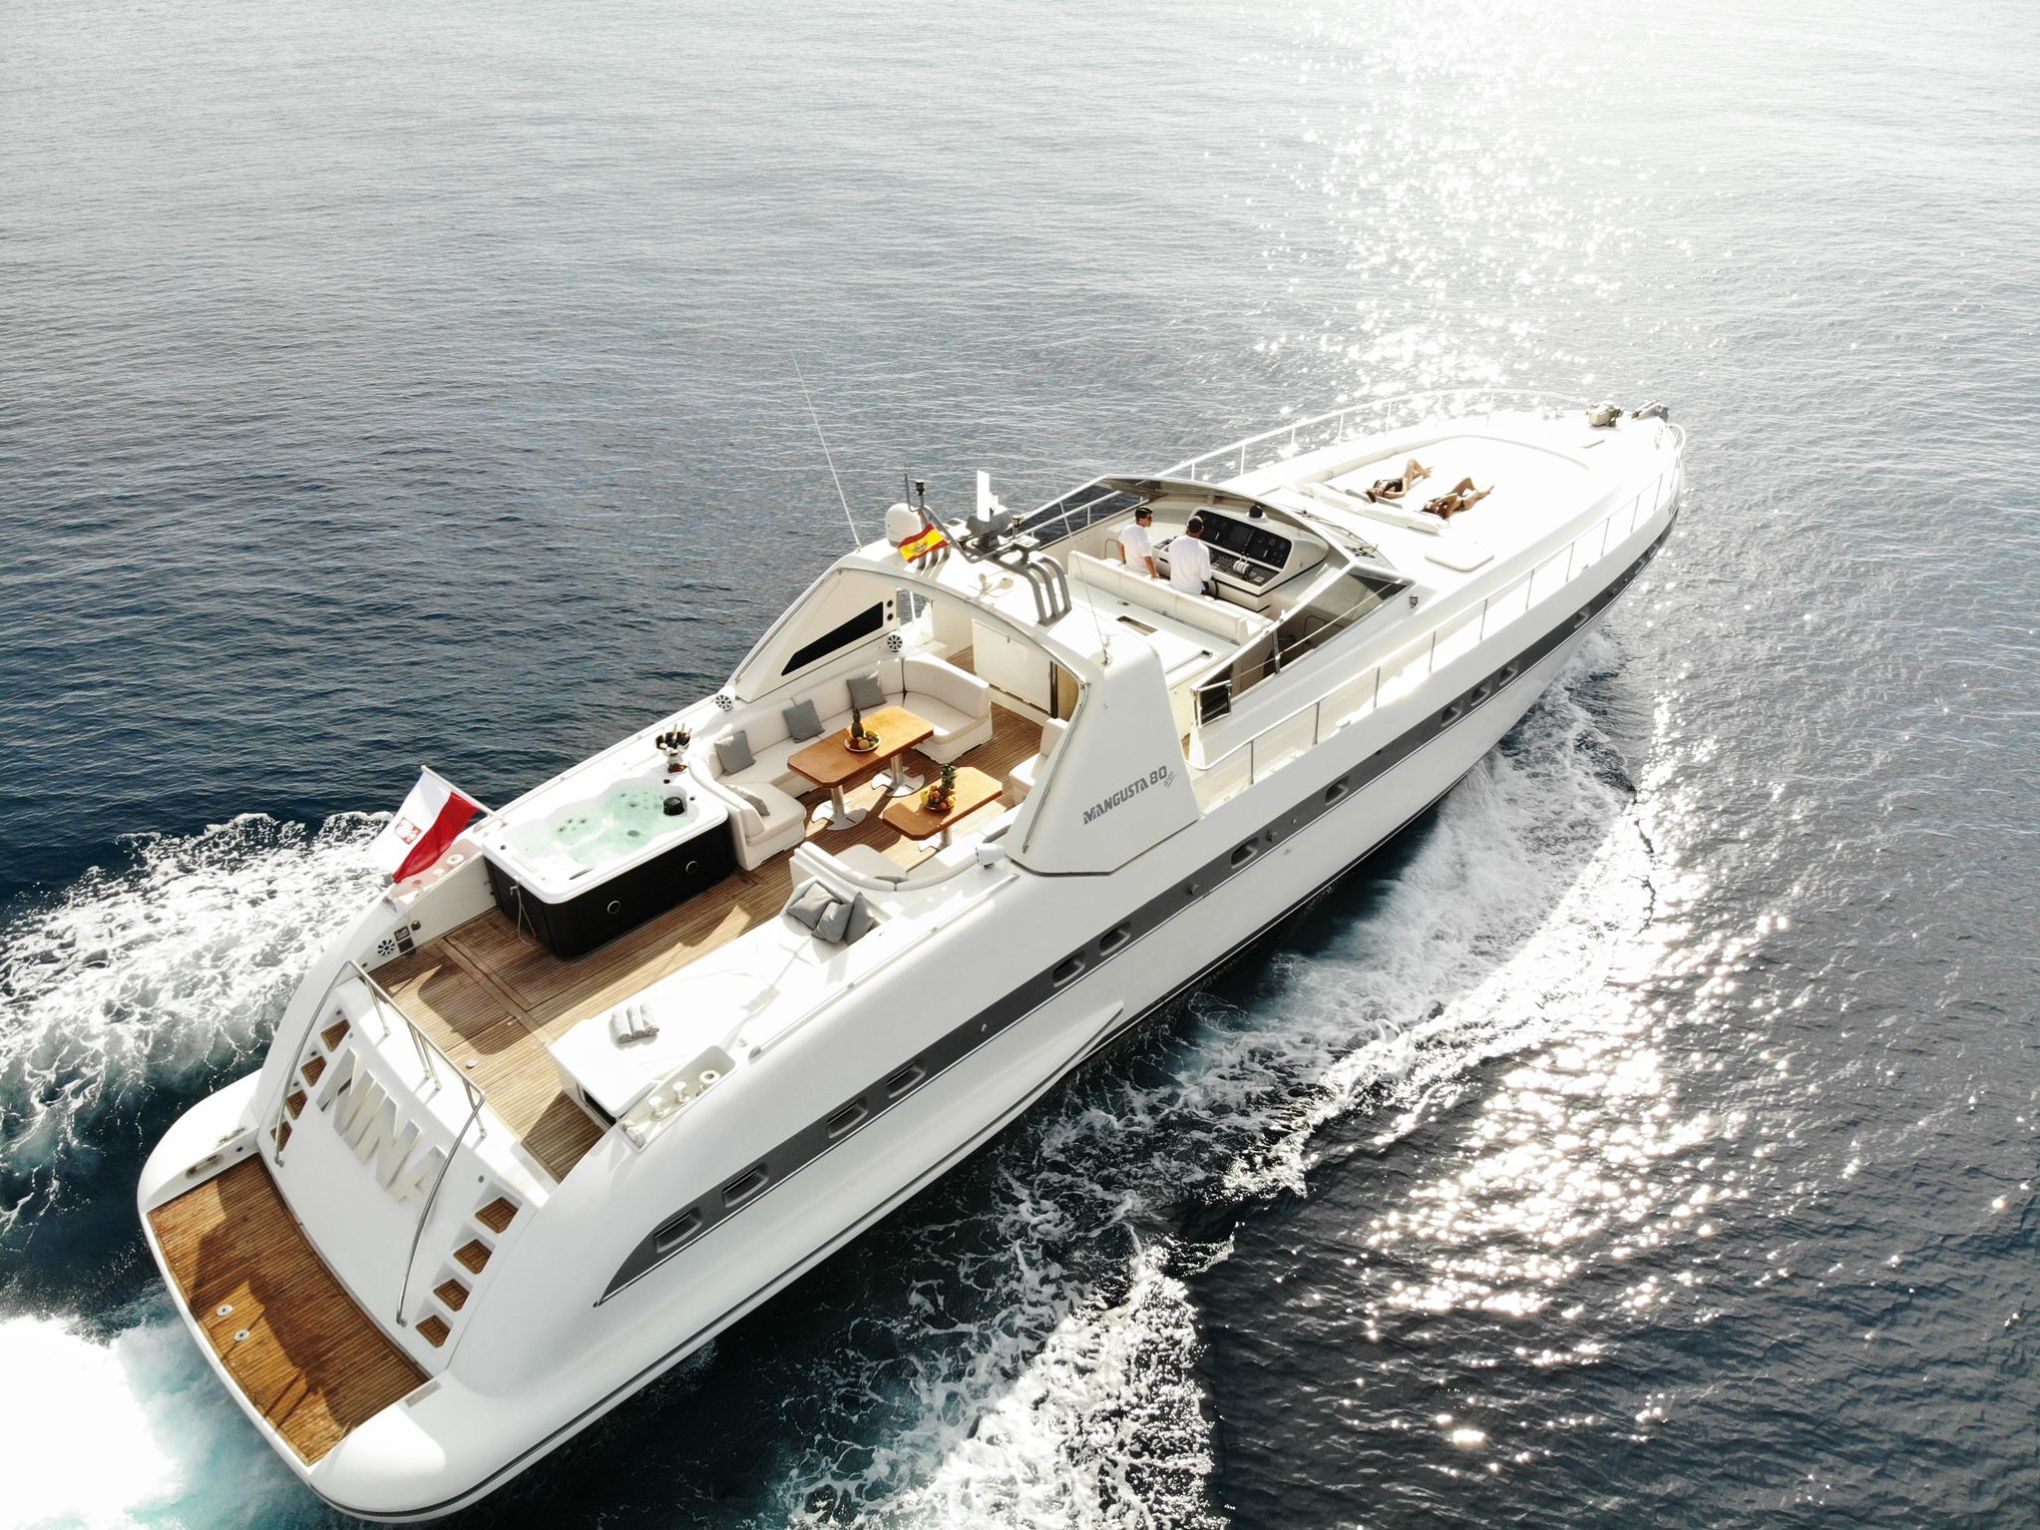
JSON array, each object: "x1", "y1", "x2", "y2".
[
  {"x1": 148, "y1": 1158, "x2": 424, "y2": 1464},
  {"x1": 373, "y1": 703, "x2": 1043, "y2": 1184}
]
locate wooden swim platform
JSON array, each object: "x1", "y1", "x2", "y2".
[{"x1": 148, "y1": 1158, "x2": 424, "y2": 1464}]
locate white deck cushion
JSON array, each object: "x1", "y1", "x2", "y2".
[
  {"x1": 1307, "y1": 478, "x2": 1442, "y2": 535},
  {"x1": 1007, "y1": 717, "x2": 1068, "y2": 804}
]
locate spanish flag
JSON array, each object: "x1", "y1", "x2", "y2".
[{"x1": 899, "y1": 522, "x2": 948, "y2": 562}]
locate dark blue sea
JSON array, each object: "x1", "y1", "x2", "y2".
[{"x1": 3, "y1": 0, "x2": 2035, "y2": 1525}]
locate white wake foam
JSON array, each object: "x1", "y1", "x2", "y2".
[
  {"x1": 0, "y1": 1302, "x2": 299, "y2": 1530},
  {"x1": 0, "y1": 814, "x2": 386, "y2": 1239}
]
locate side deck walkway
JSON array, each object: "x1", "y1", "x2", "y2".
[{"x1": 149, "y1": 1158, "x2": 425, "y2": 1464}]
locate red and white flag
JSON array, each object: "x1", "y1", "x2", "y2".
[{"x1": 374, "y1": 768, "x2": 482, "y2": 883}]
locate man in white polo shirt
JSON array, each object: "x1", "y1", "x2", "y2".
[
  {"x1": 1117, "y1": 505, "x2": 1159, "y2": 577},
  {"x1": 1167, "y1": 514, "x2": 1214, "y2": 596}
]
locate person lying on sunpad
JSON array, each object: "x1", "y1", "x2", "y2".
[
  {"x1": 1364, "y1": 459, "x2": 1432, "y2": 502},
  {"x1": 1423, "y1": 479, "x2": 1493, "y2": 519}
]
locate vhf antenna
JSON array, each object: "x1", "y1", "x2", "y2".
[{"x1": 793, "y1": 356, "x2": 861, "y2": 548}]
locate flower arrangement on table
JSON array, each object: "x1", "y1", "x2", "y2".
[
  {"x1": 923, "y1": 762, "x2": 959, "y2": 814},
  {"x1": 845, "y1": 704, "x2": 879, "y2": 753}
]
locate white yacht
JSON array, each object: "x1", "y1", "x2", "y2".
[{"x1": 138, "y1": 395, "x2": 1684, "y2": 1519}]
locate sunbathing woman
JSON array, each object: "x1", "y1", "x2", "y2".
[
  {"x1": 1364, "y1": 459, "x2": 1431, "y2": 502},
  {"x1": 1423, "y1": 478, "x2": 1493, "y2": 519}
]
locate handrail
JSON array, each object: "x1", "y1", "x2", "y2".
[
  {"x1": 1017, "y1": 388, "x2": 1601, "y2": 551},
  {"x1": 1155, "y1": 388, "x2": 1596, "y2": 488},
  {"x1": 264, "y1": 952, "x2": 492, "y2": 1333},
  {"x1": 396, "y1": 1084, "x2": 486, "y2": 1328},
  {"x1": 347, "y1": 960, "x2": 489, "y2": 1123},
  {"x1": 341, "y1": 959, "x2": 495, "y2": 1331},
  {"x1": 269, "y1": 955, "x2": 369, "y2": 1168}
]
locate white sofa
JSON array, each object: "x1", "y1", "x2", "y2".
[
  {"x1": 1007, "y1": 717, "x2": 1067, "y2": 804},
  {"x1": 698, "y1": 653, "x2": 993, "y2": 868}
]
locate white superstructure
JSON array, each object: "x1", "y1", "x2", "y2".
[{"x1": 139, "y1": 395, "x2": 1685, "y2": 1519}]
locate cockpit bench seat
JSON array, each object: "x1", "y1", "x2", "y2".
[{"x1": 1069, "y1": 550, "x2": 1272, "y2": 645}]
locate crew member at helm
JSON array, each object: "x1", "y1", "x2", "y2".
[{"x1": 1168, "y1": 515, "x2": 1214, "y2": 597}]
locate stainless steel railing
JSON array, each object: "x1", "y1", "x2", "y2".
[
  {"x1": 1155, "y1": 388, "x2": 1597, "y2": 488},
  {"x1": 266, "y1": 953, "x2": 494, "y2": 1332},
  {"x1": 1017, "y1": 388, "x2": 1612, "y2": 553},
  {"x1": 1186, "y1": 462, "x2": 1680, "y2": 808}
]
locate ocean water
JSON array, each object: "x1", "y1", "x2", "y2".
[{"x1": 2, "y1": 0, "x2": 2036, "y2": 1526}]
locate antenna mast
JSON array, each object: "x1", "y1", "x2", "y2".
[{"x1": 793, "y1": 356, "x2": 861, "y2": 547}]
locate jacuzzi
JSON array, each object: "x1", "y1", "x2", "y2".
[{"x1": 472, "y1": 771, "x2": 735, "y2": 959}]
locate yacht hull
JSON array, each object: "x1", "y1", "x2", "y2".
[{"x1": 137, "y1": 398, "x2": 1682, "y2": 1521}]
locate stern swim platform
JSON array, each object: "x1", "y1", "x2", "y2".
[{"x1": 147, "y1": 1157, "x2": 426, "y2": 1464}]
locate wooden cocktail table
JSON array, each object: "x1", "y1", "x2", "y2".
[
  {"x1": 787, "y1": 705, "x2": 934, "y2": 830},
  {"x1": 881, "y1": 765, "x2": 1002, "y2": 850}
]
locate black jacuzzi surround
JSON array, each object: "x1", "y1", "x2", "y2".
[{"x1": 485, "y1": 823, "x2": 736, "y2": 960}]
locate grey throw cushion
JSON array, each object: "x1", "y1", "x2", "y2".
[
  {"x1": 783, "y1": 698, "x2": 823, "y2": 741},
  {"x1": 734, "y1": 787, "x2": 771, "y2": 817},
  {"x1": 785, "y1": 879, "x2": 835, "y2": 931},
  {"x1": 843, "y1": 890, "x2": 877, "y2": 942},
  {"x1": 714, "y1": 730, "x2": 754, "y2": 775},
  {"x1": 814, "y1": 895, "x2": 853, "y2": 944},
  {"x1": 847, "y1": 671, "x2": 887, "y2": 712}
]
